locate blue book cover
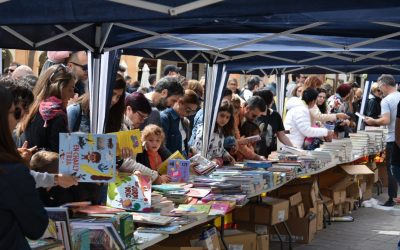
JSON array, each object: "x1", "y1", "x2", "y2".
[
  {"x1": 167, "y1": 159, "x2": 190, "y2": 183},
  {"x1": 59, "y1": 133, "x2": 117, "y2": 183}
]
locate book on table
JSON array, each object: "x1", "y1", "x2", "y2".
[
  {"x1": 43, "y1": 207, "x2": 72, "y2": 250},
  {"x1": 131, "y1": 212, "x2": 174, "y2": 225}
]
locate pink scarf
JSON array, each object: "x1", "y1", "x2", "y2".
[{"x1": 39, "y1": 96, "x2": 65, "y2": 127}]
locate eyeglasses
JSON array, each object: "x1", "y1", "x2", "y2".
[
  {"x1": 69, "y1": 62, "x2": 88, "y2": 71},
  {"x1": 136, "y1": 111, "x2": 149, "y2": 120},
  {"x1": 49, "y1": 64, "x2": 68, "y2": 83},
  {"x1": 9, "y1": 107, "x2": 22, "y2": 121},
  {"x1": 184, "y1": 106, "x2": 197, "y2": 115}
]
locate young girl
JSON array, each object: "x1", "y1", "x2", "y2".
[
  {"x1": 192, "y1": 99, "x2": 236, "y2": 165},
  {"x1": 236, "y1": 121, "x2": 266, "y2": 162},
  {"x1": 136, "y1": 124, "x2": 171, "y2": 184}
]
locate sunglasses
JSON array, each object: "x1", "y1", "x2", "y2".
[
  {"x1": 9, "y1": 107, "x2": 22, "y2": 121},
  {"x1": 49, "y1": 64, "x2": 69, "y2": 83},
  {"x1": 70, "y1": 62, "x2": 88, "y2": 71}
]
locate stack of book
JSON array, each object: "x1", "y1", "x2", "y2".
[
  {"x1": 151, "y1": 192, "x2": 175, "y2": 214},
  {"x1": 350, "y1": 133, "x2": 369, "y2": 157},
  {"x1": 152, "y1": 184, "x2": 190, "y2": 204},
  {"x1": 131, "y1": 212, "x2": 175, "y2": 225},
  {"x1": 201, "y1": 193, "x2": 247, "y2": 206}
]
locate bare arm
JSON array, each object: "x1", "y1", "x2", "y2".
[
  {"x1": 277, "y1": 131, "x2": 293, "y2": 147},
  {"x1": 364, "y1": 112, "x2": 390, "y2": 126}
]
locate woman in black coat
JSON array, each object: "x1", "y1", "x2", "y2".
[{"x1": 0, "y1": 85, "x2": 48, "y2": 249}]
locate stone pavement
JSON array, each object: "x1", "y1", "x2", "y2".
[{"x1": 271, "y1": 189, "x2": 400, "y2": 250}]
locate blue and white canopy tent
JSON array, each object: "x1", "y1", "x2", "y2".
[{"x1": 1, "y1": 0, "x2": 400, "y2": 155}]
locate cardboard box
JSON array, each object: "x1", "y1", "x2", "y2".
[
  {"x1": 261, "y1": 197, "x2": 289, "y2": 225},
  {"x1": 191, "y1": 227, "x2": 221, "y2": 250},
  {"x1": 296, "y1": 203, "x2": 305, "y2": 218},
  {"x1": 316, "y1": 201, "x2": 324, "y2": 231},
  {"x1": 333, "y1": 204, "x2": 343, "y2": 216},
  {"x1": 256, "y1": 235, "x2": 269, "y2": 250},
  {"x1": 273, "y1": 180, "x2": 316, "y2": 211},
  {"x1": 281, "y1": 192, "x2": 302, "y2": 207},
  {"x1": 321, "y1": 189, "x2": 346, "y2": 205},
  {"x1": 220, "y1": 230, "x2": 257, "y2": 250},
  {"x1": 271, "y1": 212, "x2": 317, "y2": 244}
]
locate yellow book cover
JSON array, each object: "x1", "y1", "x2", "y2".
[
  {"x1": 157, "y1": 150, "x2": 185, "y2": 175},
  {"x1": 112, "y1": 129, "x2": 143, "y2": 156}
]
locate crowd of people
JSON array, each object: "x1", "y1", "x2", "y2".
[{"x1": 1, "y1": 50, "x2": 400, "y2": 248}]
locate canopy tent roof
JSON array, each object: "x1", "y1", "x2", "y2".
[{"x1": 1, "y1": 0, "x2": 400, "y2": 54}]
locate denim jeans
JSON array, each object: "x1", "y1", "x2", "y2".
[
  {"x1": 386, "y1": 142, "x2": 398, "y2": 199},
  {"x1": 391, "y1": 165, "x2": 400, "y2": 186}
]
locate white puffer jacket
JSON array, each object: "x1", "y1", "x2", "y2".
[{"x1": 284, "y1": 97, "x2": 328, "y2": 148}]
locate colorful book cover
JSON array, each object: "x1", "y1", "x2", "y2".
[
  {"x1": 158, "y1": 150, "x2": 185, "y2": 175},
  {"x1": 186, "y1": 188, "x2": 211, "y2": 198},
  {"x1": 107, "y1": 173, "x2": 151, "y2": 212},
  {"x1": 112, "y1": 129, "x2": 143, "y2": 156},
  {"x1": 176, "y1": 204, "x2": 211, "y2": 214},
  {"x1": 59, "y1": 133, "x2": 117, "y2": 183},
  {"x1": 167, "y1": 159, "x2": 190, "y2": 183},
  {"x1": 207, "y1": 201, "x2": 235, "y2": 215}
]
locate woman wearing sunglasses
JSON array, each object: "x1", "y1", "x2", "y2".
[
  {"x1": 18, "y1": 64, "x2": 75, "y2": 153},
  {"x1": 0, "y1": 85, "x2": 49, "y2": 249},
  {"x1": 160, "y1": 89, "x2": 200, "y2": 157},
  {"x1": 365, "y1": 82, "x2": 383, "y2": 120}
]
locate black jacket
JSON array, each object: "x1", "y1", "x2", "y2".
[
  {"x1": 136, "y1": 146, "x2": 172, "y2": 169},
  {"x1": 0, "y1": 163, "x2": 49, "y2": 249},
  {"x1": 365, "y1": 95, "x2": 381, "y2": 119},
  {"x1": 24, "y1": 112, "x2": 68, "y2": 152}
]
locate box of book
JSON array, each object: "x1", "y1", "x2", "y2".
[
  {"x1": 167, "y1": 159, "x2": 190, "y2": 182},
  {"x1": 107, "y1": 173, "x2": 152, "y2": 212},
  {"x1": 59, "y1": 133, "x2": 117, "y2": 183}
]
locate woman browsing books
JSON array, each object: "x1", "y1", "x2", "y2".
[
  {"x1": 191, "y1": 99, "x2": 236, "y2": 165},
  {"x1": 0, "y1": 85, "x2": 49, "y2": 249}
]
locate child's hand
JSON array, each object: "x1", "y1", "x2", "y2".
[
  {"x1": 17, "y1": 141, "x2": 37, "y2": 163},
  {"x1": 56, "y1": 174, "x2": 78, "y2": 188},
  {"x1": 155, "y1": 175, "x2": 171, "y2": 184},
  {"x1": 121, "y1": 147, "x2": 134, "y2": 159},
  {"x1": 133, "y1": 170, "x2": 141, "y2": 176}
]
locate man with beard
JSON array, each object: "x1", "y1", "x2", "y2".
[
  {"x1": 67, "y1": 51, "x2": 88, "y2": 96},
  {"x1": 141, "y1": 76, "x2": 184, "y2": 129}
]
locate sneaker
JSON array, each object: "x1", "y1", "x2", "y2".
[{"x1": 382, "y1": 200, "x2": 395, "y2": 207}]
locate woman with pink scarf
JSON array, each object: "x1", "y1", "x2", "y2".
[{"x1": 18, "y1": 64, "x2": 75, "y2": 152}]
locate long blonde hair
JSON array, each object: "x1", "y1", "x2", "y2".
[{"x1": 18, "y1": 65, "x2": 74, "y2": 134}]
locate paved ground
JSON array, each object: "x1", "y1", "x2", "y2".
[{"x1": 271, "y1": 189, "x2": 400, "y2": 250}]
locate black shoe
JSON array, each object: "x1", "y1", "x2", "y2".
[{"x1": 382, "y1": 200, "x2": 395, "y2": 207}]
